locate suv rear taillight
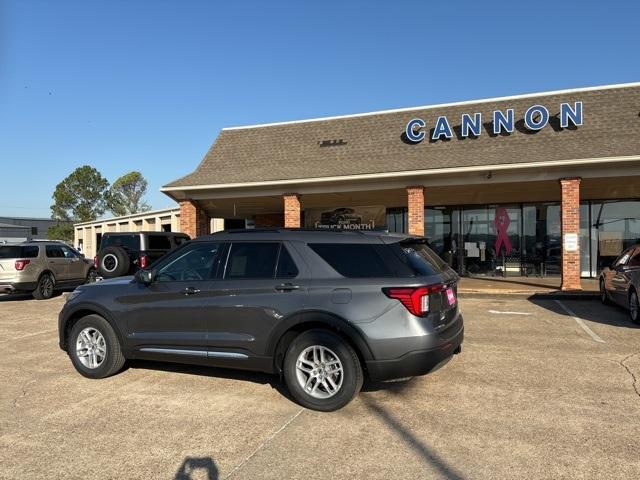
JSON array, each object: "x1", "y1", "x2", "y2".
[
  {"x1": 15, "y1": 259, "x2": 30, "y2": 271},
  {"x1": 382, "y1": 284, "x2": 446, "y2": 316},
  {"x1": 139, "y1": 255, "x2": 149, "y2": 269},
  {"x1": 93, "y1": 256, "x2": 99, "y2": 269}
]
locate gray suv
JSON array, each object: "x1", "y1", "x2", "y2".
[{"x1": 58, "y1": 229, "x2": 463, "y2": 411}]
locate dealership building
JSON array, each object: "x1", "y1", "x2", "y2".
[{"x1": 151, "y1": 83, "x2": 639, "y2": 290}]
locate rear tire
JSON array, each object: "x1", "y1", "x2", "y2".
[
  {"x1": 32, "y1": 273, "x2": 54, "y2": 300},
  {"x1": 283, "y1": 329, "x2": 363, "y2": 412},
  {"x1": 97, "y1": 246, "x2": 130, "y2": 278},
  {"x1": 85, "y1": 269, "x2": 98, "y2": 284},
  {"x1": 629, "y1": 289, "x2": 640, "y2": 325},
  {"x1": 68, "y1": 314, "x2": 125, "y2": 379},
  {"x1": 600, "y1": 279, "x2": 610, "y2": 305}
]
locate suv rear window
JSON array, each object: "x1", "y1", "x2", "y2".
[
  {"x1": 100, "y1": 234, "x2": 140, "y2": 251},
  {"x1": 308, "y1": 242, "x2": 444, "y2": 278},
  {"x1": 147, "y1": 235, "x2": 172, "y2": 250},
  {"x1": 0, "y1": 245, "x2": 39, "y2": 259}
]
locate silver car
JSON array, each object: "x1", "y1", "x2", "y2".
[
  {"x1": 599, "y1": 244, "x2": 640, "y2": 323},
  {"x1": 0, "y1": 241, "x2": 95, "y2": 299}
]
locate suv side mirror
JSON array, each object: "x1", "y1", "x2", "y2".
[{"x1": 137, "y1": 269, "x2": 155, "y2": 285}]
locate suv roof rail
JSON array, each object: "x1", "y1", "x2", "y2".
[{"x1": 212, "y1": 228, "x2": 389, "y2": 235}]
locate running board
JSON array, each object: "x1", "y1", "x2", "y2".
[{"x1": 139, "y1": 347, "x2": 248, "y2": 359}]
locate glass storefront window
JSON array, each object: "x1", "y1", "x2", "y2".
[
  {"x1": 425, "y1": 207, "x2": 459, "y2": 271},
  {"x1": 523, "y1": 203, "x2": 562, "y2": 277},
  {"x1": 385, "y1": 208, "x2": 407, "y2": 233},
  {"x1": 388, "y1": 199, "x2": 640, "y2": 279},
  {"x1": 592, "y1": 200, "x2": 640, "y2": 272}
]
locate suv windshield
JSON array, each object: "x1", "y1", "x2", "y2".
[
  {"x1": 308, "y1": 241, "x2": 445, "y2": 278},
  {"x1": 0, "y1": 245, "x2": 39, "y2": 259}
]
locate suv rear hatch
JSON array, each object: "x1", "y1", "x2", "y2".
[{"x1": 0, "y1": 245, "x2": 39, "y2": 282}]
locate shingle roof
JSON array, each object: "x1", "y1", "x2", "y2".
[{"x1": 164, "y1": 84, "x2": 640, "y2": 189}]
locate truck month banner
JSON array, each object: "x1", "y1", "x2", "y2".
[{"x1": 304, "y1": 206, "x2": 386, "y2": 230}]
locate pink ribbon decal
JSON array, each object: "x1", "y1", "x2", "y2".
[{"x1": 494, "y1": 207, "x2": 512, "y2": 256}]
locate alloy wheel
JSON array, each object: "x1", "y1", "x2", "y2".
[
  {"x1": 295, "y1": 345, "x2": 344, "y2": 399},
  {"x1": 76, "y1": 327, "x2": 107, "y2": 369},
  {"x1": 40, "y1": 276, "x2": 53, "y2": 298},
  {"x1": 631, "y1": 291, "x2": 639, "y2": 323}
]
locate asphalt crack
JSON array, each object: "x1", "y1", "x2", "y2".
[
  {"x1": 619, "y1": 352, "x2": 640, "y2": 399},
  {"x1": 224, "y1": 408, "x2": 304, "y2": 479},
  {"x1": 12, "y1": 378, "x2": 36, "y2": 409}
]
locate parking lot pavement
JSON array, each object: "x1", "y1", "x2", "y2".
[{"x1": 0, "y1": 294, "x2": 639, "y2": 479}]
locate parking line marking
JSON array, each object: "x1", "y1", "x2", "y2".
[
  {"x1": 0, "y1": 329, "x2": 58, "y2": 344},
  {"x1": 488, "y1": 310, "x2": 532, "y2": 316},
  {"x1": 554, "y1": 300, "x2": 605, "y2": 343}
]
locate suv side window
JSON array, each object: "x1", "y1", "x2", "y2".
[
  {"x1": 174, "y1": 235, "x2": 190, "y2": 246},
  {"x1": 276, "y1": 245, "x2": 299, "y2": 278},
  {"x1": 46, "y1": 245, "x2": 65, "y2": 258},
  {"x1": 60, "y1": 245, "x2": 80, "y2": 258},
  {"x1": 225, "y1": 242, "x2": 280, "y2": 279},
  {"x1": 148, "y1": 235, "x2": 172, "y2": 250},
  {"x1": 155, "y1": 242, "x2": 223, "y2": 282}
]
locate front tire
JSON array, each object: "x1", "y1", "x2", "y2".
[
  {"x1": 600, "y1": 279, "x2": 610, "y2": 305},
  {"x1": 629, "y1": 290, "x2": 640, "y2": 325},
  {"x1": 283, "y1": 329, "x2": 363, "y2": 411},
  {"x1": 68, "y1": 314, "x2": 125, "y2": 379},
  {"x1": 32, "y1": 273, "x2": 54, "y2": 300}
]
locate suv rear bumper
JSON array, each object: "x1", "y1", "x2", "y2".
[
  {"x1": 0, "y1": 282, "x2": 37, "y2": 293},
  {"x1": 365, "y1": 323, "x2": 464, "y2": 382}
]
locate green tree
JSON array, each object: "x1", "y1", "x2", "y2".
[
  {"x1": 106, "y1": 171, "x2": 151, "y2": 217},
  {"x1": 50, "y1": 166, "x2": 110, "y2": 222},
  {"x1": 47, "y1": 222, "x2": 74, "y2": 242}
]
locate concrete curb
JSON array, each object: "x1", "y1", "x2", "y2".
[{"x1": 459, "y1": 290, "x2": 599, "y2": 300}]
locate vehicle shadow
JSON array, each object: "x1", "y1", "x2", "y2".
[
  {"x1": 0, "y1": 293, "x2": 34, "y2": 302},
  {"x1": 126, "y1": 359, "x2": 295, "y2": 402},
  {"x1": 127, "y1": 359, "x2": 423, "y2": 401},
  {"x1": 528, "y1": 297, "x2": 639, "y2": 329},
  {"x1": 174, "y1": 456, "x2": 218, "y2": 480},
  {"x1": 0, "y1": 290, "x2": 70, "y2": 302},
  {"x1": 361, "y1": 394, "x2": 465, "y2": 479}
]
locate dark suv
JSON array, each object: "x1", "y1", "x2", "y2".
[
  {"x1": 59, "y1": 229, "x2": 463, "y2": 411},
  {"x1": 95, "y1": 232, "x2": 189, "y2": 278}
]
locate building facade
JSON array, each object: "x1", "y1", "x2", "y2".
[
  {"x1": 160, "y1": 83, "x2": 640, "y2": 290},
  {"x1": 0, "y1": 216, "x2": 69, "y2": 241}
]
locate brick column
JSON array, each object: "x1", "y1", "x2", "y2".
[
  {"x1": 179, "y1": 200, "x2": 209, "y2": 239},
  {"x1": 407, "y1": 186, "x2": 425, "y2": 236},
  {"x1": 560, "y1": 178, "x2": 582, "y2": 291},
  {"x1": 283, "y1": 193, "x2": 301, "y2": 228}
]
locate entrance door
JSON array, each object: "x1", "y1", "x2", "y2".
[{"x1": 460, "y1": 205, "x2": 521, "y2": 276}]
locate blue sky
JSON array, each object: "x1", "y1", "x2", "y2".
[{"x1": 1, "y1": 0, "x2": 638, "y2": 218}]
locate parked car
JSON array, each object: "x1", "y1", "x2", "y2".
[
  {"x1": 599, "y1": 244, "x2": 640, "y2": 324},
  {"x1": 59, "y1": 229, "x2": 463, "y2": 411},
  {"x1": 0, "y1": 241, "x2": 95, "y2": 300},
  {"x1": 95, "y1": 231, "x2": 190, "y2": 278}
]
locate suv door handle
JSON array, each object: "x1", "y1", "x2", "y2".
[
  {"x1": 275, "y1": 283, "x2": 300, "y2": 292},
  {"x1": 182, "y1": 287, "x2": 201, "y2": 295}
]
